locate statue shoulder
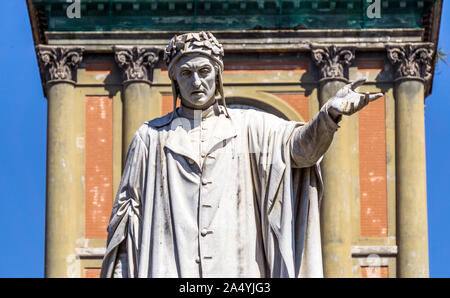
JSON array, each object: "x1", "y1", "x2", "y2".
[
  {"x1": 146, "y1": 111, "x2": 176, "y2": 129},
  {"x1": 131, "y1": 112, "x2": 175, "y2": 146}
]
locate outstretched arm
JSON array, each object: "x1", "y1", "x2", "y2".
[{"x1": 290, "y1": 78, "x2": 383, "y2": 168}]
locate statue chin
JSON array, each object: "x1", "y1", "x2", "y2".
[{"x1": 181, "y1": 95, "x2": 216, "y2": 110}]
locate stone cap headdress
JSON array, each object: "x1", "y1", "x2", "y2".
[
  {"x1": 164, "y1": 31, "x2": 224, "y2": 76},
  {"x1": 163, "y1": 31, "x2": 229, "y2": 122}
]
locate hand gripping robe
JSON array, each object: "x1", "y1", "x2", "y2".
[{"x1": 100, "y1": 103, "x2": 339, "y2": 278}]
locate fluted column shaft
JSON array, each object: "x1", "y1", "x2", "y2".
[
  {"x1": 387, "y1": 44, "x2": 433, "y2": 278},
  {"x1": 37, "y1": 46, "x2": 84, "y2": 277},
  {"x1": 312, "y1": 45, "x2": 357, "y2": 277},
  {"x1": 114, "y1": 47, "x2": 159, "y2": 164}
]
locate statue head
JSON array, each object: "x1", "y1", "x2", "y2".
[{"x1": 164, "y1": 32, "x2": 228, "y2": 116}]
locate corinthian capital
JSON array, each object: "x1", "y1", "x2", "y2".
[
  {"x1": 311, "y1": 44, "x2": 356, "y2": 80},
  {"x1": 113, "y1": 46, "x2": 160, "y2": 83},
  {"x1": 36, "y1": 46, "x2": 84, "y2": 84},
  {"x1": 386, "y1": 44, "x2": 434, "y2": 82}
]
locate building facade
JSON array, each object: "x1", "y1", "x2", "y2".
[{"x1": 26, "y1": 0, "x2": 443, "y2": 278}]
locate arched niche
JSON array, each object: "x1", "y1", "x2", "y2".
[
  {"x1": 224, "y1": 93, "x2": 306, "y2": 122},
  {"x1": 226, "y1": 97, "x2": 288, "y2": 120}
]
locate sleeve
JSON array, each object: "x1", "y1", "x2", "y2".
[
  {"x1": 290, "y1": 102, "x2": 340, "y2": 168},
  {"x1": 100, "y1": 130, "x2": 148, "y2": 278}
]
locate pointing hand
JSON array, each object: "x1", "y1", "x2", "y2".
[{"x1": 326, "y1": 78, "x2": 383, "y2": 120}]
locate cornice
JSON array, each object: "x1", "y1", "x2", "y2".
[{"x1": 42, "y1": 29, "x2": 425, "y2": 54}]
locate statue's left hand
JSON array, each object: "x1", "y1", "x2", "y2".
[{"x1": 327, "y1": 78, "x2": 383, "y2": 120}]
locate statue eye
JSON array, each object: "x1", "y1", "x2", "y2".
[
  {"x1": 199, "y1": 67, "x2": 211, "y2": 75},
  {"x1": 180, "y1": 70, "x2": 192, "y2": 77}
]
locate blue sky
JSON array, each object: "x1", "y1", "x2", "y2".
[{"x1": 0, "y1": 1, "x2": 448, "y2": 278}]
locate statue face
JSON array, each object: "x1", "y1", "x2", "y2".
[{"x1": 174, "y1": 54, "x2": 217, "y2": 109}]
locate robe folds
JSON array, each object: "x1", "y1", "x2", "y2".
[{"x1": 100, "y1": 104, "x2": 339, "y2": 278}]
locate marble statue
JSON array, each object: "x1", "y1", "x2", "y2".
[{"x1": 100, "y1": 31, "x2": 382, "y2": 278}]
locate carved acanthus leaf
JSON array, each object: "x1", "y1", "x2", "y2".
[
  {"x1": 114, "y1": 47, "x2": 160, "y2": 82},
  {"x1": 311, "y1": 45, "x2": 356, "y2": 79},
  {"x1": 36, "y1": 46, "x2": 84, "y2": 83},
  {"x1": 386, "y1": 44, "x2": 434, "y2": 81}
]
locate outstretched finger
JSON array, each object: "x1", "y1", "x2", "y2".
[
  {"x1": 364, "y1": 92, "x2": 370, "y2": 105},
  {"x1": 357, "y1": 92, "x2": 370, "y2": 110},
  {"x1": 349, "y1": 78, "x2": 366, "y2": 90},
  {"x1": 368, "y1": 93, "x2": 383, "y2": 102}
]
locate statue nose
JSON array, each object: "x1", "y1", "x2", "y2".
[
  {"x1": 192, "y1": 72, "x2": 202, "y2": 88},
  {"x1": 193, "y1": 80, "x2": 201, "y2": 88}
]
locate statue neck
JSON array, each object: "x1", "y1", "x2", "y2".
[{"x1": 178, "y1": 100, "x2": 220, "y2": 120}]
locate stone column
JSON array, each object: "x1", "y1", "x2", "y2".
[
  {"x1": 387, "y1": 44, "x2": 433, "y2": 278},
  {"x1": 37, "y1": 46, "x2": 84, "y2": 277},
  {"x1": 311, "y1": 45, "x2": 357, "y2": 277},
  {"x1": 114, "y1": 47, "x2": 159, "y2": 163}
]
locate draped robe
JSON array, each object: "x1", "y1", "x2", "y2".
[{"x1": 100, "y1": 103, "x2": 339, "y2": 278}]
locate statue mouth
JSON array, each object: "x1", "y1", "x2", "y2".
[{"x1": 191, "y1": 90, "x2": 205, "y2": 96}]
